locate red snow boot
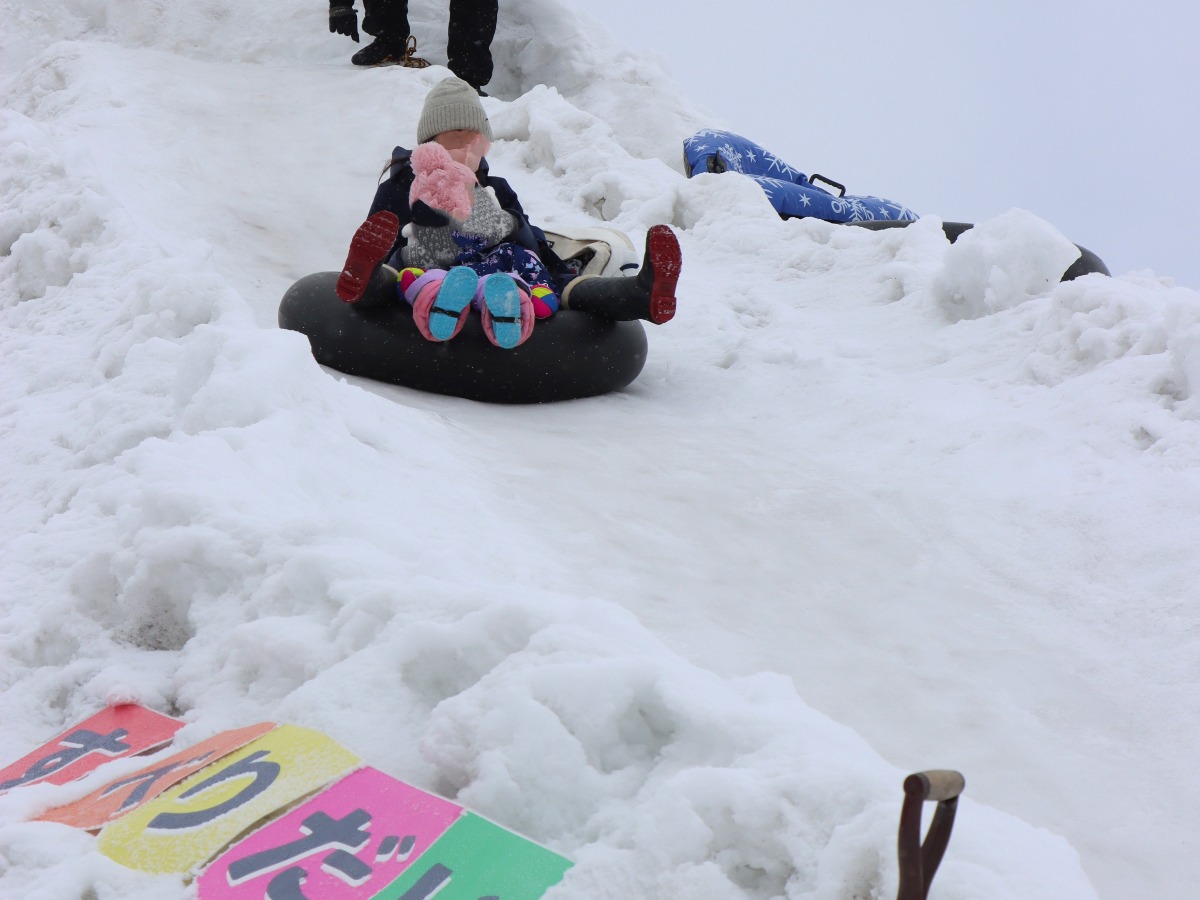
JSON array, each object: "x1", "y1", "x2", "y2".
[{"x1": 335, "y1": 211, "x2": 399, "y2": 303}]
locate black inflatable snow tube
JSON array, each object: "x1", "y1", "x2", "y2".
[
  {"x1": 278, "y1": 271, "x2": 648, "y2": 404},
  {"x1": 847, "y1": 219, "x2": 1110, "y2": 281}
]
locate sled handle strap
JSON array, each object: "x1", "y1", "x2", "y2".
[
  {"x1": 896, "y1": 769, "x2": 965, "y2": 900},
  {"x1": 809, "y1": 173, "x2": 846, "y2": 197}
]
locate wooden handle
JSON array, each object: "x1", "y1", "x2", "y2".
[{"x1": 904, "y1": 770, "x2": 965, "y2": 803}]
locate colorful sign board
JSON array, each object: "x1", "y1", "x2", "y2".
[
  {"x1": 38, "y1": 722, "x2": 277, "y2": 831},
  {"x1": 2, "y1": 707, "x2": 573, "y2": 898},
  {"x1": 375, "y1": 812, "x2": 574, "y2": 900},
  {"x1": 98, "y1": 724, "x2": 360, "y2": 875},
  {"x1": 0, "y1": 704, "x2": 182, "y2": 796},
  {"x1": 197, "y1": 766, "x2": 462, "y2": 900}
]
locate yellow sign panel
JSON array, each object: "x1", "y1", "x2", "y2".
[{"x1": 98, "y1": 724, "x2": 359, "y2": 875}]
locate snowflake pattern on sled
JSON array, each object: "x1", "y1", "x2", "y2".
[{"x1": 683, "y1": 129, "x2": 917, "y2": 223}]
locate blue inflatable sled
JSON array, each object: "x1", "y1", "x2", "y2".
[
  {"x1": 682, "y1": 129, "x2": 1108, "y2": 280},
  {"x1": 683, "y1": 129, "x2": 917, "y2": 223}
]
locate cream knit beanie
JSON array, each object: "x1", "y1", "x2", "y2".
[{"x1": 416, "y1": 77, "x2": 493, "y2": 144}]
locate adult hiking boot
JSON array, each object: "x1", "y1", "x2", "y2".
[
  {"x1": 352, "y1": 35, "x2": 429, "y2": 68},
  {"x1": 351, "y1": 35, "x2": 404, "y2": 67}
]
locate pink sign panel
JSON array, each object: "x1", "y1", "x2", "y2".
[
  {"x1": 0, "y1": 704, "x2": 183, "y2": 796},
  {"x1": 197, "y1": 767, "x2": 462, "y2": 900}
]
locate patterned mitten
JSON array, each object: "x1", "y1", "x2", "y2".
[{"x1": 459, "y1": 186, "x2": 516, "y2": 249}]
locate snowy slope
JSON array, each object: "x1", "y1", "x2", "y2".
[{"x1": 2, "y1": 1, "x2": 1198, "y2": 897}]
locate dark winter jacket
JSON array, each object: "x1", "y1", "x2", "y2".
[{"x1": 368, "y1": 146, "x2": 569, "y2": 285}]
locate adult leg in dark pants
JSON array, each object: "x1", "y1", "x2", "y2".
[
  {"x1": 447, "y1": 0, "x2": 498, "y2": 91},
  {"x1": 354, "y1": 0, "x2": 411, "y2": 66}
]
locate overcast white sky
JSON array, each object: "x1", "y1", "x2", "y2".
[{"x1": 579, "y1": 0, "x2": 1200, "y2": 288}]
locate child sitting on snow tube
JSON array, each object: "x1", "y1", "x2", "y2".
[{"x1": 335, "y1": 76, "x2": 681, "y2": 348}]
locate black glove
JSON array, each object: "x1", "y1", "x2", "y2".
[
  {"x1": 329, "y1": 4, "x2": 359, "y2": 42},
  {"x1": 411, "y1": 200, "x2": 451, "y2": 228}
]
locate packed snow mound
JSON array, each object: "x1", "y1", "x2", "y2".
[
  {"x1": 930, "y1": 209, "x2": 1082, "y2": 321},
  {"x1": 4, "y1": 0, "x2": 1200, "y2": 898},
  {"x1": 1026, "y1": 273, "x2": 1200, "y2": 398}
]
